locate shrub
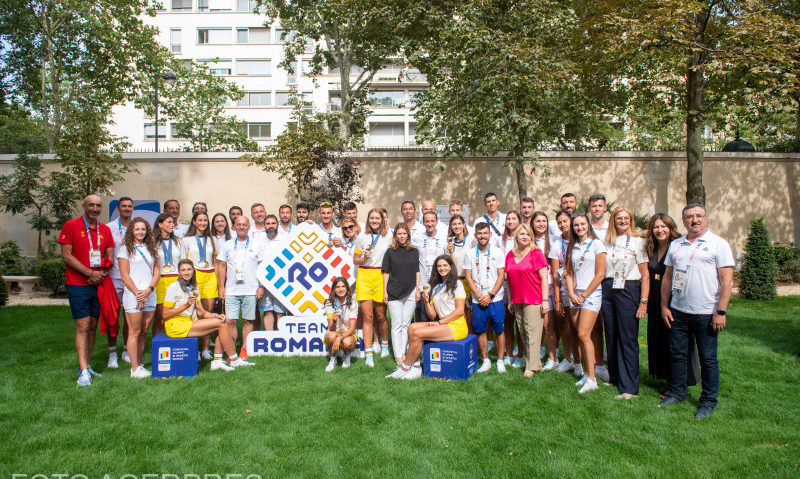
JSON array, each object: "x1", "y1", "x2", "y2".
[
  {"x1": 37, "y1": 259, "x2": 66, "y2": 293},
  {"x1": 0, "y1": 241, "x2": 23, "y2": 276},
  {"x1": 784, "y1": 258, "x2": 800, "y2": 283},
  {"x1": 0, "y1": 275, "x2": 7, "y2": 307},
  {"x1": 739, "y1": 218, "x2": 777, "y2": 300},
  {"x1": 772, "y1": 242, "x2": 800, "y2": 281}
]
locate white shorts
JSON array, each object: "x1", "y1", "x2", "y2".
[
  {"x1": 112, "y1": 278, "x2": 124, "y2": 305},
  {"x1": 122, "y1": 288, "x2": 156, "y2": 313},
  {"x1": 569, "y1": 288, "x2": 602, "y2": 313}
]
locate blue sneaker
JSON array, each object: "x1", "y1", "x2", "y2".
[{"x1": 77, "y1": 369, "x2": 92, "y2": 386}]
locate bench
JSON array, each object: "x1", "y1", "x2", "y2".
[
  {"x1": 1, "y1": 275, "x2": 40, "y2": 296},
  {"x1": 423, "y1": 334, "x2": 478, "y2": 381},
  {"x1": 151, "y1": 333, "x2": 198, "y2": 379}
]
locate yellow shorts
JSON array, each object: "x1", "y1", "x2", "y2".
[
  {"x1": 156, "y1": 275, "x2": 178, "y2": 304},
  {"x1": 165, "y1": 316, "x2": 193, "y2": 338},
  {"x1": 355, "y1": 268, "x2": 384, "y2": 303},
  {"x1": 448, "y1": 316, "x2": 468, "y2": 341},
  {"x1": 196, "y1": 269, "x2": 218, "y2": 299},
  {"x1": 460, "y1": 279, "x2": 471, "y2": 303}
]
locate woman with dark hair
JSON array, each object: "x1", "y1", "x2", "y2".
[
  {"x1": 117, "y1": 217, "x2": 160, "y2": 378},
  {"x1": 446, "y1": 214, "x2": 472, "y2": 329},
  {"x1": 323, "y1": 277, "x2": 359, "y2": 372},
  {"x1": 550, "y1": 210, "x2": 580, "y2": 374},
  {"x1": 163, "y1": 259, "x2": 253, "y2": 371},
  {"x1": 386, "y1": 255, "x2": 467, "y2": 380},
  {"x1": 152, "y1": 212, "x2": 183, "y2": 336},
  {"x1": 646, "y1": 213, "x2": 700, "y2": 397},
  {"x1": 382, "y1": 223, "x2": 420, "y2": 366},
  {"x1": 182, "y1": 210, "x2": 218, "y2": 360},
  {"x1": 212, "y1": 213, "x2": 231, "y2": 245}
]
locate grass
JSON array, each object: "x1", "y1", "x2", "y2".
[{"x1": 1, "y1": 297, "x2": 799, "y2": 478}]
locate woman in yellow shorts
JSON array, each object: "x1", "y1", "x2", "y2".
[
  {"x1": 181, "y1": 210, "x2": 218, "y2": 360},
  {"x1": 163, "y1": 259, "x2": 253, "y2": 371},
  {"x1": 386, "y1": 255, "x2": 467, "y2": 380},
  {"x1": 153, "y1": 213, "x2": 183, "y2": 336}
]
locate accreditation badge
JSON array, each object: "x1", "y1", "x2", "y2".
[
  {"x1": 89, "y1": 250, "x2": 101, "y2": 268},
  {"x1": 672, "y1": 267, "x2": 688, "y2": 293}
]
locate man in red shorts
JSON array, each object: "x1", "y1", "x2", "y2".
[{"x1": 59, "y1": 195, "x2": 116, "y2": 386}]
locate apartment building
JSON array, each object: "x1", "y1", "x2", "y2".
[{"x1": 109, "y1": 0, "x2": 426, "y2": 150}]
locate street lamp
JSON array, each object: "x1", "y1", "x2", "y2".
[{"x1": 154, "y1": 71, "x2": 177, "y2": 152}]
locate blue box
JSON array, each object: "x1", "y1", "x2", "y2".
[
  {"x1": 151, "y1": 333, "x2": 198, "y2": 379},
  {"x1": 423, "y1": 334, "x2": 477, "y2": 381}
]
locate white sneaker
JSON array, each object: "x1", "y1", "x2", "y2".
[
  {"x1": 325, "y1": 357, "x2": 337, "y2": 372},
  {"x1": 496, "y1": 359, "x2": 506, "y2": 374},
  {"x1": 556, "y1": 359, "x2": 574, "y2": 373},
  {"x1": 365, "y1": 355, "x2": 374, "y2": 368},
  {"x1": 372, "y1": 343, "x2": 381, "y2": 354},
  {"x1": 575, "y1": 375, "x2": 588, "y2": 387},
  {"x1": 201, "y1": 349, "x2": 213, "y2": 361},
  {"x1": 579, "y1": 377, "x2": 599, "y2": 394},
  {"x1": 381, "y1": 345, "x2": 390, "y2": 358},
  {"x1": 342, "y1": 354, "x2": 351, "y2": 368},
  {"x1": 477, "y1": 358, "x2": 492, "y2": 373},
  {"x1": 210, "y1": 359, "x2": 234, "y2": 371},
  {"x1": 385, "y1": 367, "x2": 407, "y2": 379},
  {"x1": 403, "y1": 367, "x2": 422, "y2": 380},
  {"x1": 77, "y1": 369, "x2": 92, "y2": 386},
  {"x1": 542, "y1": 358, "x2": 556, "y2": 371},
  {"x1": 595, "y1": 365, "x2": 610, "y2": 383},
  {"x1": 121, "y1": 351, "x2": 131, "y2": 363},
  {"x1": 230, "y1": 358, "x2": 255, "y2": 367},
  {"x1": 511, "y1": 357, "x2": 524, "y2": 369},
  {"x1": 131, "y1": 365, "x2": 151, "y2": 379},
  {"x1": 573, "y1": 363, "x2": 584, "y2": 378},
  {"x1": 107, "y1": 352, "x2": 118, "y2": 369}
]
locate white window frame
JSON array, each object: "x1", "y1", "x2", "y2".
[
  {"x1": 247, "y1": 122, "x2": 271, "y2": 139},
  {"x1": 197, "y1": 28, "x2": 232, "y2": 45},
  {"x1": 236, "y1": 59, "x2": 271, "y2": 76}
]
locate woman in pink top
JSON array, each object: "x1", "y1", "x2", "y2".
[{"x1": 504, "y1": 223, "x2": 550, "y2": 378}]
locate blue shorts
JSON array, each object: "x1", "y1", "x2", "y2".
[
  {"x1": 471, "y1": 300, "x2": 506, "y2": 333},
  {"x1": 66, "y1": 284, "x2": 100, "y2": 320},
  {"x1": 225, "y1": 295, "x2": 256, "y2": 321}
]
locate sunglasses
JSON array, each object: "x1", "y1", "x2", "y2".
[
  {"x1": 570, "y1": 212, "x2": 588, "y2": 218},
  {"x1": 342, "y1": 225, "x2": 355, "y2": 230},
  {"x1": 319, "y1": 202, "x2": 332, "y2": 207}
]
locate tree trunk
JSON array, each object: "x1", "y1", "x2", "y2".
[
  {"x1": 685, "y1": 14, "x2": 708, "y2": 206},
  {"x1": 511, "y1": 145, "x2": 527, "y2": 201}
]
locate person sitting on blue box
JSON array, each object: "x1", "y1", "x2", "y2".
[
  {"x1": 386, "y1": 255, "x2": 468, "y2": 380},
  {"x1": 162, "y1": 259, "x2": 254, "y2": 372},
  {"x1": 323, "y1": 277, "x2": 359, "y2": 373}
]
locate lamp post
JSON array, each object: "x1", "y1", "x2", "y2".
[{"x1": 154, "y1": 71, "x2": 177, "y2": 152}]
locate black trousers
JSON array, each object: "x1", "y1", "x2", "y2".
[{"x1": 601, "y1": 278, "x2": 641, "y2": 395}]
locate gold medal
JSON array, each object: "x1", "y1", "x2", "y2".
[
  {"x1": 198, "y1": 261, "x2": 209, "y2": 269},
  {"x1": 163, "y1": 264, "x2": 174, "y2": 273}
]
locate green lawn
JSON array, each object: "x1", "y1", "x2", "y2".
[{"x1": 1, "y1": 297, "x2": 798, "y2": 478}]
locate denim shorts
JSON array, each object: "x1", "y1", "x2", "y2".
[
  {"x1": 225, "y1": 295, "x2": 256, "y2": 320},
  {"x1": 66, "y1": 284, "x2": 100, "y2": 320}
]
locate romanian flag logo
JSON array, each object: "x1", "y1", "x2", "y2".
[
  {"x1": 431, "y1": 350, "x2": 440, "y2": 360},
  {"x1": 159, "y1": 349, "x2": 170, "y2": 360}
]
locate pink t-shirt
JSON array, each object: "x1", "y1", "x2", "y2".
[{"x1": 505, "y1": 248, "x2": 548, "y2": 305}]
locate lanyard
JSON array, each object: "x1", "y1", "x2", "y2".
[
  {"x1": 134, "y1": 245, "x2": 153, "y2": 273},
  {"x1": 424, "y1": 236, "x2": 439, "y2": 266},
  {"x1": 321, "y1": 224, "x2": 333, "y2": 241},
  {"x1": 234, "y1": 237, "x2": 249, "y2": 265},
  {"x1": 195, "y1": 235, "x2": 208, "y2": 261},
  {"x1": 475, "y1": 246, "x2": 491, "y2": 287},
  {"x1": 452, "y1": 236, "x2": 465, "y2": 247},
  {"x1": 117, "y1": 218, "x2": 127, "y2": 237},
  {"x1": 484, "y1": 214, "x2": 502, "y2": 236},
  {"x1": 674, "y1": 239, "x2": 704, "y2": 267},
  {"x1": 561, "y1": 237, "x2": 567, "y2": 260},
  {"x1": 333, "y1": 298, "x2": 343, "y2": 315},
  {"x1": 370, "y1": 232, "x2": 380, "y2": 247},
  {"x1": 83, "y1": 216, "x2": 98, "y2": 251},
  {"x1": 161, "y1": 238, "x2": 173, "y2": 266},
  {"x1": 612, "y1": 235, "x2": 631, "y2": 260},
  {"x1": 576, "y1": 239, "x2": 595, "y2": 271},
  {"x1": 433, "y1": 282, "x2": 445, "y2": 295}
]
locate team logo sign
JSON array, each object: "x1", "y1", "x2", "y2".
[
  {"x1": 257, "y1": 222, "x2": 354, "y2": 316},
  {"x1": 247, "y1": 316, "x2": 365, "y2": 357}
]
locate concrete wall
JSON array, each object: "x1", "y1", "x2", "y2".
[{"x1": 1, "y1": 151, "x2": 798, "y2": 256}]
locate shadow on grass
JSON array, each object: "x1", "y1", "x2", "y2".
[{"x1": 726, "y1": 297, "x2": 800, "y2": 357}]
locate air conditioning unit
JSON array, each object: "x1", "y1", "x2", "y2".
[{"x1": 377, "y1": 75, "x2": 398, "y2": 82}]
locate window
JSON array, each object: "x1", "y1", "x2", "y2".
[
  {"x1": 275, "y1": 91, "x2": 291, "y2": 106},
  {"x1": 171, "y1": 0, "x2": 192, "y2": 11},
  {"x1": 197, "y1": 28, "x2": 232, "y2": 45},
  {"x1": 287, "y1": 61, "x2": 297, "y2": 84},
  {"x1": 236, "y1": 59, "x2": 270, "y2": 76},
  {"x1": 198, "y1": 59, "x2": 232, "y2": 76},
  {"x1": 239, "y1": 92, "x2": 271, "y2": 107},
  {"x1": 208, "y1": 0, "x2": 232, "y2": 10},
  {"x1": 144, "y1": 123, "x2": 166, "y2": 140},
  {"x1": 408, "y1": 90, "x2": 424, "y2": 107},
  {"x1": 408, "y1": 123, "x2": 417, "y2": 146},
  {"x1": 328, "y1": 93, "x2": 341, "y2": 111},
  {"x1": 369, "y1": 90, "x2": 404, "y2": 108},
  {"x1": 274, "y1": 29, "x2": 295, "y2": 44},
  {"x1": 368, "y1": 122, "x2": 405, "y2": 147},
  {"x1": 329, "y1": 64, "x2": 364, "y2": 76},
  {"x1": 170, "y1": 28, "x2": 182, "y2": 55},
  {"x1": 198, "y1": 0, "x2": 208, "y2": 11},
  {"x1": 301, "y1": 91, "x2": 313, "y2": 114},
  {"x1": 237, "y1": 27, "x2": 270, "y2": 44},
  {"x1": 237, "y1": 0, "x2": 260, "y2": 11},
  {"x1": 170, "y1": 123, "x2": 189, "y2": 139},
  {"x1": 248, "y1": 123, "x2": 271, "y2": 139},
  {"x1": 302, "y1": 59, "x2": 313, "y2": 76}
]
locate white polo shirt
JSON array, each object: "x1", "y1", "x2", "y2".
[
  {"x1": 664, "y1": 231, "x2": 734, "y2": 315},
  {"x1": 570, "y1": 238, "x2": 606, "y2": 290},
  {"x1": 604, "y1": 235, "x2": 648, "y2": 280},
  {"x1": 591, "y1": 219, "x2": 609, "y2": 243},
  {"x1": 472, "y1": 212, "x2": 506, "y2": 239},
  {"x1": 317, "y1": 223, "x2": 342, "y2": 243},
  {"x1": 220, "y1": 236, "x2": 262, "y2": 296},
  {"x1": 412, "y1": 232, "x2": 446, "y2": 284},
  {"x1": 462, "y1": 245, "x2": 505, "y2": 303},
  {"x1": 353, "y1": 230, "x2": 392, "y2": 268},
  {"x1": 173, "y1": 222, "x2": 189, "y2": 239}
]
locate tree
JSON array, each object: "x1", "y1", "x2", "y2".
[
  {"x1": 739, "y1": 217, "x2": 777, "y2": 300},
  {"x1": 258, "y1": 0, "x2": 434, "y2": 146},
  {"x1": 412, "y1": 0, "x2": 582, "y2": 200},
  {"x1": 0, "y1": 0, "x2": 165, "y2": 152},
  {"x1": 599, "y1": 0, "x2": 799, "y2": 204},
  {"x1": 0, "y1": 99, "x2": 48, "y2": 154},
  {"x1": 0, "y1": 153, "x2": 77, "y2": 255},
  {"x1": 246, "y1": 99, "x2": 363, "y2": 216}
]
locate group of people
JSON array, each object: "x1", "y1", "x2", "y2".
[{"x1": 61, "y1": 192, "x2": 733, "y2": 419}]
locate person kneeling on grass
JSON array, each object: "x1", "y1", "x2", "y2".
[
  {"x1": 324, "y1": 277, "x2": 359, "y2": 372},
  {"x1": 162, "y1": 259, "x2": 254, "y2": 371},
  {"x1": 386, "y1": 255, "x2": 468, "y2": 380}
]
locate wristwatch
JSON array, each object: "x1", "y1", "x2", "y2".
[
  {"x1": 716, "y1": 309, "x2": 726, "y2": 316},
  {"x1": 640, "y1": 299, "x2": 648, "y2": 304},
  {"x1": 489, "y1": 292, "x2": 496, "y2": 299}
]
